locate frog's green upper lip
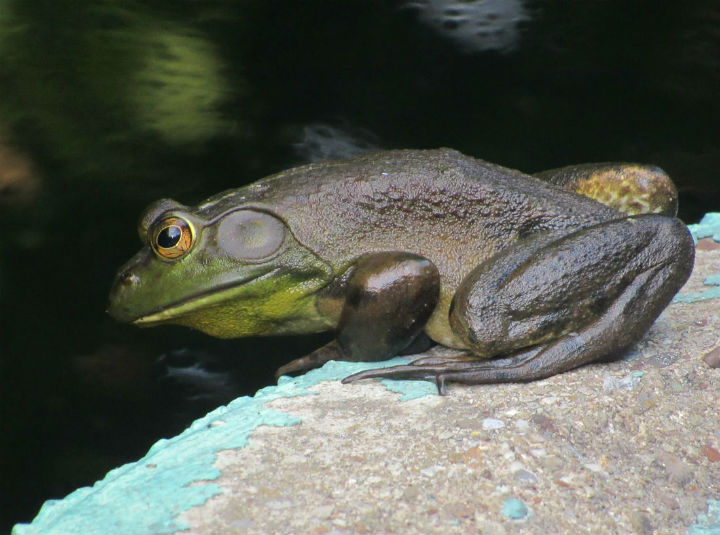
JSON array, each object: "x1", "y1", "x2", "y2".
[{"x1": 131, "y1": 268, "x2": 279, "y2": 325}]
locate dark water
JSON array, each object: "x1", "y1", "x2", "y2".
[{"x1": 1, "y1": 1, "x2": 718, "y2": 530}]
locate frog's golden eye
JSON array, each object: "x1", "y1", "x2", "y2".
[{"x1": 151, "y1": 217, "x2": 193, "y2": 259}]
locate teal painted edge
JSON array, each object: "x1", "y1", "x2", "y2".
[
  {"x1": 381, "y1": 377, "x2": 438, "y2": 400},
  {"x1": 687, "y1": 212, "x2": 720, "y2": 244},
  {"x1": 673, "y1": 213, "x2": 720, "y2": 303},
  {"x1": 688, "y1": 500, "x2": 720, "y2": 535},
  {"x1": 679, "y1": 216, "x2": 720, "y2": 534},
  {"x1": 673, "y1": 276, "x2": 720, "y2": 304},
  {"x1": 12, "y1": 357, "x2": 434, "y2": 535}
]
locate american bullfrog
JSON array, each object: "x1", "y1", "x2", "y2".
[{"x1": 108, "y1": 149, "x2": 694, "y2": 392}]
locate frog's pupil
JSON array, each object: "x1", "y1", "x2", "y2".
[{"x1": 158, "y1": 226, "x2": 181, "y2": 248}]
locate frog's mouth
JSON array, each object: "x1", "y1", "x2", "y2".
[{"x1": 131, "y1": 268, "x2": 280, "y2": 326}]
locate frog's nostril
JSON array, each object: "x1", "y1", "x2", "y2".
[{"x1": 119, "y1": 271, "x2": 140, "y2": 286}]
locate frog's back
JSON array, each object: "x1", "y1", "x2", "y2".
[{"x1": 198, "y1": 148, "x2": 620, "y2": 286}]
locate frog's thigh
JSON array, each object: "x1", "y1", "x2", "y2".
[
  {"x1": 276, "y1": 252, "x2": 440, "y2": 377},
  {"x1": 444, "y1": 214, "x2": 694, "y2": 382},
  {"x1": 535, "y1": 163, "x2": 678, "y2": 216}
]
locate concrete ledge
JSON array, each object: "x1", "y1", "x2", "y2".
[{"x1": 14, "y1": 215, "x2": 720, "y2": 535}]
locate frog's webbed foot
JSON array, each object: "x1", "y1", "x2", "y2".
[
  {"x1": 342, "y1": 349, "x2": 542, "y2": 395},
  {"x1": 275, "y1": 252, "x2": 440, "y2": 379}
]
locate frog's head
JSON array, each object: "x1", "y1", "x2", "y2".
[{"x1": 108, "y1": 198, "x2": 334, "y2": 337}]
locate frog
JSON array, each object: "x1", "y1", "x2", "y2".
[{"x1": 108, "y1": 149, "x2": 694, "y2": 393}]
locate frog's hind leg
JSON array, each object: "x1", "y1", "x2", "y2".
[
  {"x1": 377, "y1": 262, "x2": 660, "y2": 394},
  {"x1": 534, "y1": 163, "x2": 678, "y2": 216},
  {"x1": 343, "y1": 214, "x2": 694, "y2": 392}
]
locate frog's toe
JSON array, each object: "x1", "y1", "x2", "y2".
[
  {"x1": 342, "y1": 364, "x2": 439, "y2": 384},
  {"x1": 275, "y1": 340, "x2": 345, "y2": 378},
  {"x1": 341, "y1": 363, "x2": 442, "y2": 392},
  {"x1": 341, "y1": 355, "x2": 479, "y2": 394},
  {"x1": 275, "y1": 357, "x2": 314, "y2": 379},
  {"x1": 407, "y1": 352, "x2": 476, "y2": 366}
]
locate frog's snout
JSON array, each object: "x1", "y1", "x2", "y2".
[{"x1": 107, "y1": 269, "x2": 142, "y2": 321}]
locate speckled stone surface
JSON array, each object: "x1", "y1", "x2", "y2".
[{"x1": 180, "y1": 241, "x2": 720, "y2": 535}]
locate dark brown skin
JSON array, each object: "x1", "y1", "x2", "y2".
[
  {"x1": 343, "y1": 214, "x2": 693, "y2": 393},
  {"x1": 108, "y1": 149, "x2": 695, "y2": 393}
]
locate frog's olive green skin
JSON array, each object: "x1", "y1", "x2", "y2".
[{"x1": 108, "y1": 149, "x2": 694, "y2": 392}]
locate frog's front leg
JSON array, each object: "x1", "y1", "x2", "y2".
[
  {"x1": 344, "y1": 214, "x2": 694, "y2": 392},
  {"x1": 275, "y1": 252, "x2": 440, "y2": 377}
]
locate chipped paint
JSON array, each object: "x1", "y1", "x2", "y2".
[
  {"x1": 501, "y1": 498, "x2": 529, "y2": 520},
  {"x1": 673, "y1": 214, "x2": 720, "y2": 303},
  {"x1": 380, "y1": 377, "x2": 439, "y2": 400},
  {"x1": 12, "y1": 357, "x2": 433, "y2": 535},
  {"x1": 673, "y1": 274, "x2": 720, "y2": 304},
  {"x1": 688, "y1": 213, "x2": 720, "y2": 244},
  {"x1": 688, "y1": 499, "x2": 720, "y2": 535}
]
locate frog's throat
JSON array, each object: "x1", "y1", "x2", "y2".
[{"x1": 132, "y1": 268, "x2": 279, "y2": 326}]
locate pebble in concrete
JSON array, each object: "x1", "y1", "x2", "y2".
[
  {"x1": 481, "y1": 418, "x2": 505, "y2": 430},
  {"x1": 501, "y1": 498, "x2": 529, "y2": 520}
]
